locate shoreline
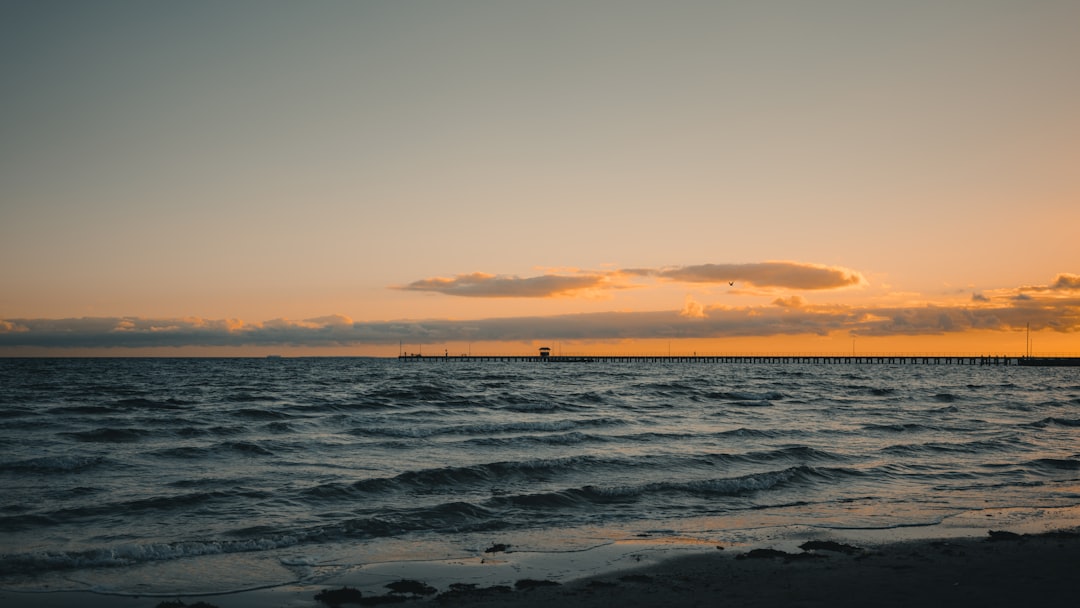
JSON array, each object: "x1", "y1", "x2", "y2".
[
  {"x1": 3, "y1": 527, "x2": 1078, "y2": 608},
  {"x1": 456, "y1": 528, "x2": 1080, "y2": 608}
]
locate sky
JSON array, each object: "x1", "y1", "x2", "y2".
[{"x1": 2, "y1": 0, "x2": 1078, "y2": 357}]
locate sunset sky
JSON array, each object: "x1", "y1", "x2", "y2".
[{"x1": 2, "y1": 0, "x2": 1078, "y2": 356}]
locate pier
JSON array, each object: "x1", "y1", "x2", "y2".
[{"x1": 398, "y1": 354, "x2": 1080, "y2": 366}]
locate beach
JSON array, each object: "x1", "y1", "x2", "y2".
[
  {"x1": 446, "y1": 530, "x2": 1080, "y2": 608},
  {"x1": 2, "y1": 528, "x2": 1078, "y2": 608}
]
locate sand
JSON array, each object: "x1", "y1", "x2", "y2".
[
  {"x1": 451, "y1": 531, "x2": 1080, "y2": 608},
  {"x1": 2, "y1": 529, "x2": 1077, "y2": 608}
]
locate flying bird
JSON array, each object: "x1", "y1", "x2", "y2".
[{"x1": 729, "y1": 281, "x2": 734, "y2": 286}]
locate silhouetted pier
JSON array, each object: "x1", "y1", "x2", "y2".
[{"x1": 398, "y1": 354, "x2": 1080, "y2": 366}]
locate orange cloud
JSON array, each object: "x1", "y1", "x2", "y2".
[
  {"x1": 772, "y1": 295, "x2": 807, "y2": 308},
  {"x1": 399, "y1": 261, "x2": 865, "y2": 298},
  {"x1": 1036, "y1": 273, "x2": 1080, "y2": 292},
  {"x1": 652, "y1": 262, "x2": 864, "y2": 290},
  {"x1": 680, "y1": 295, "x2": 706, "y2": 319},
  {"x1": 1053, "y1": 273, "x2": 1080, "y2": 290},
  {"x1": 396, "y1": 272, "x2": 622, "y2": 298}
]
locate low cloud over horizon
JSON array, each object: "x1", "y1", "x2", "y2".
[
  {"x1": 395, "y1": 271, "x2": 621, "y2": 298},
  {"x1": 397, "y1": 261, "x2": 865, "y2": 298},
  {"x1": 642, "y1": 262, "x2": 865, "y2": 290},
  {"x1": 4, "y1": 274, "x2": 1077, "y2": 350}
]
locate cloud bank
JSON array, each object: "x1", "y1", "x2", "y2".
[
  {"x1": 398, "y1": 261, "x2": 864, "y2": 297},
  {"x1": 648, "y1": 262, "x2": 864, "y2": 290},
  {"x1": 3, "y1": 275, "x2": 1077, "y2": 349},
  {"x1": 397, "y1": 272, "x2": 617, "y2": 298},
  {"x1": 1053, "y1": 273, "x2": 1080, "y2": 290}
]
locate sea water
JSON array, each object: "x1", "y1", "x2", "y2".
[{"x1": 1, "y1": 358, "x2": 1077, "y2": 594}]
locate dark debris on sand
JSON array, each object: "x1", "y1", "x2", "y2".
[
  {"x1": 386, "y1": 579, "x2": 438, "y2": 595},
  {"x1": 737, "y1": 548, "x2": 827, "y2": 561},
  {"x1": 315, "y1": 585, "x2": 419, "y2": 606},
  {"x1": 514, "y1": 579, "x2": 560, "y2": 590},
  {"x1": 359, "y1": 596, "x2": 408, "y2": 606},
  {"x1": 315, "y1": 586, "x2": 365, "y2": 606},
  {"x1": 799, "y1": 540, "x2": 864, "y2": 555},
  {"x1": 986, "y1": 528, "x2": 1080, "y2": 544},
  {"x1": 987, "y1": 529, "x2": 1080, "y2": 543},
  {"x1": 483, "y1": 543, "x2": 511, "y2": 553},
  {"x1": 435, "y1": 583, "x2": 513, "y2": 604}
]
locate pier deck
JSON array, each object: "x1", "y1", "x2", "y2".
[{"x1": 399, "y1": 355, "x2": 1080, "y2": 366}]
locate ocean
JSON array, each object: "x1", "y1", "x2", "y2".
[{"x1": 1, "y1": 358, "x2": 1078, "y2": 596}]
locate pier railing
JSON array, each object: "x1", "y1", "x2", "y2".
[{"x1": 398, "y1": 354, "x2": 1080, "y2": 366}]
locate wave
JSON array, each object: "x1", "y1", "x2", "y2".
[
  {"x1": 317, "y1": 455, "x2": 617, "y2": 498},
  {"x1": 348, "y1": 416, "x2": 626, "y2": 438},
  {"x1": 342, "y1": 501, "x2": 502, "y2": 536},
  {"x1": 0, "y1": 534, "x2": 308, "y2": 576},
  {"x1": 22, "y1": 489, "x2": 276, "y2": 526},
  {"x1": 230, "y1": 408, "x2": 295, "y2": 420},
  {"x1": 1027, "y1": 417, "x2": 1080, "y2": 428},
  {"x1": 228, "y1": 392, "x2": 283, "y2": 403},
  {"x1": 1, "y1": 455, "x2": 110, "y2": 474},
  {"x1": 842, "y1": 385, "x2": 897, "y2": 396},
  {"x1": 489, "y1": 465, "x2": 836, "y2": 509},
  {"x1": 492, "y1": 399, "x2": 568, "y2": 413},
  {"x1": 176, "y1": 425, "x2": 245, "y2": 437},
  {"x1": 1027, "y1": 457, "x2": 1080, "y2": 471},
  {"x1": 369, "y1": 382, "x2": 463, "y2": 403},
  {"x1": 264, "y1": 421, "x2": 296, "y2": 433},
  {"x1": 150, "y1": 446, "x2": 214, "y2": 459},
  {"x1": 44, "y1": 404, "x2": 117, "y2": 415},
  {"x1": 308, "y1": 460, "x2": 838, "y2": 511},
  {"x1": 742, "y1": 446, "x2": 848, "y2": 464},
  {"x1": 931, "y1": 405, "x2": 961, "y2": 414},
  {"x1": 880, "y1": 438, "x2": 1021, "y2": 456},
  {"x1": 222, "y1": 441, "x2": 276, "y2": 455},
  {"x1": 731, "y1": 400, "x2": 775, "y2": 407},
  {"x1": 706, "y1": 391, "x2": 786, "y2": 402},
  {"x1": 860, "y1": 422, "x2": 936, "y2": 433},
  {"x1": 464, "y1": 431, "x2": 602, "y2": 447},
  {"x1": 301, "y1": 451, "x2": 850, "y2": 505},
  {"x1": 113, "y1": 397, "x2": 194, "y2": 409},
  {"x1": 711, "y1": 427, "x2": 791, "y2": 438},
  {"x1": 0, "y1": 513, "x2": 62, "y2": 532},
  {"x1": 60, "y1": 427, "x2": 154, "y2": 442},
  {"x1": 597, "y1": 431, "x2": 698, "y2": 444}
]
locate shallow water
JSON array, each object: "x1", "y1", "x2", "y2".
[{"x1": 1, "y1": 358, "x2": 1078, "y2": 593}]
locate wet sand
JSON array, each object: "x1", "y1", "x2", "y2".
[
  {"x1": 2, "y1": 529, "x2": 1077, "y2": 608},
  {"x1": 443, "y1": 530, "x2": 1080, "y2": 608}
]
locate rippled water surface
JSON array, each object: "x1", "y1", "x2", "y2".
[{"x1": 1, "y1": 358, "x2": 1078, "y2": 592}]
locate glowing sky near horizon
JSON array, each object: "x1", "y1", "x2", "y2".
[{"x1": 2, "y1": 0, "x2": 1078, "y2": 355}]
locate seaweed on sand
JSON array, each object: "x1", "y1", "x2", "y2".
[
  {"x1": 386, "y1": 579, "x2": 438, "y2": 595},
  {"x1": 315, "y1": 586, "x2": 365, "y2": 606}
]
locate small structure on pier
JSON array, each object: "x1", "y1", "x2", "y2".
[{"x1": 539, "y1": 346, "x2": 551, "y2": 359}]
